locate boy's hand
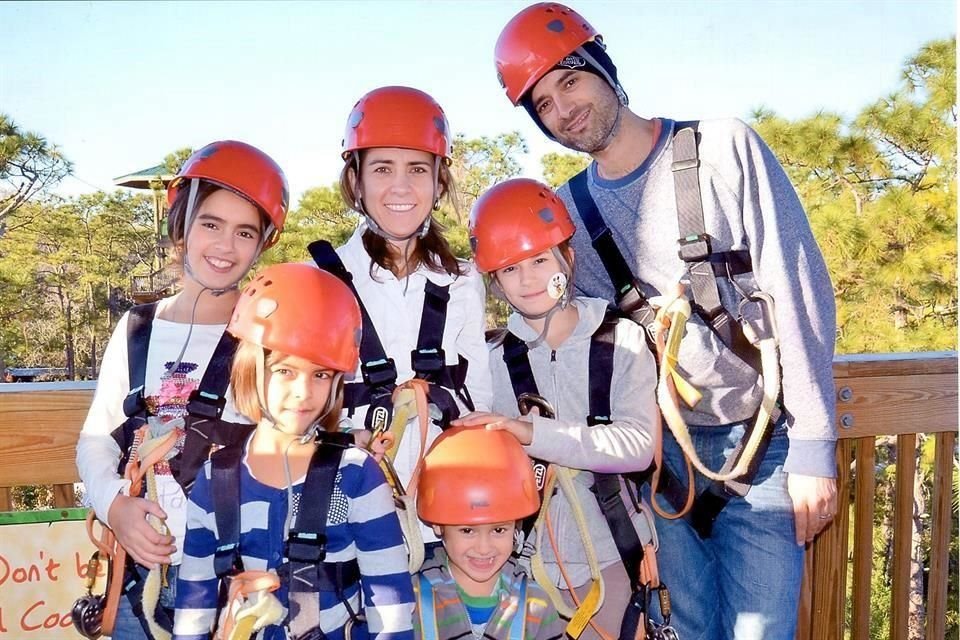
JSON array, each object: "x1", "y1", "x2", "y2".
[{"x1": 452, "y1": 411, "x2": 534, "y2": 445}]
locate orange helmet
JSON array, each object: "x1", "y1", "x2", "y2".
[
  {"x1": 470, "y1": 178, "x2": 575, "y2": 273},
  {"x1": 417, "y1": 425, "x2": 540, "y2": 525},
  {"x1": 167, "y1": 141, "x2": 290, "y2": 248},
  {"x1": 495, "y1": 3, "x2": 599, "y2": 105},
  {"x1": 342, "y1": 86, "x2": 452, "y2": 162},
  {"x1": 228, "y1": 263, "x2": 361, "y2": 372}
]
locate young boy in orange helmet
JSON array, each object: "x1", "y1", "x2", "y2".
[{"x1": 413, "y1": 426, "x2": 564, "y2": 640}]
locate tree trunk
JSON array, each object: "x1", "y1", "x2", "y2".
[
  {"x1": 64, "y1": 298, "x2": 75, "y2": 380},
  {"x1": 907, "y1": 442, "x2": 927, "y2": 639}
]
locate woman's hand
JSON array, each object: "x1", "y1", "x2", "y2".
[
  {"x1": 107, "y1": 493, "x2": 175, "y2": 568},
  {"x1": 452, "y1": 411, "x2": 534, "y2": 445},
  {"x1": 353, "y1": 429, "x2": 394, "y2": 463}
]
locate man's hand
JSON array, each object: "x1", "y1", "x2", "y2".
[
  {"x1": 787, "y1": 473, "x2": 838, "y2": 545},
  {"x1": 107, "y1": 493, "x2": 175, "y2": 568},
  {"x1": 452, "y1": 411, "x2": 535, "y2": 445}
]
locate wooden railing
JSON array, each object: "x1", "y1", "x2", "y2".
[
  {"x1": 131, "y1": 267, "x2": 177, "y2": 302},
  {"x1": 796, "y1": 352, "x2": 957, "y2": 640},
  {"x1": 0, "y1": 353, "x2": 956, "y2": 638}
]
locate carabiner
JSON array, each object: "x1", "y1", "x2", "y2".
[
  {"x1": 737, "y1": 291, "x2": 778, "y2": 345},
  {"x1": 517, "y1": 392, "x2": 557, "y2": 420}
]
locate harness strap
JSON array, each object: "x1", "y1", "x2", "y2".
[
  {"x1": 174, "y1": 332, "x2": 242, "y2": 493},
  {"x1": 498, "y1": 332, "x2": 550, "y2": 541},
  {"x1": 586, "y1": 310, "x2": 618, "y2": 426},
  {"x1": 672, "y1": 123, "x2": 760, "y2": 373},
  {"x1": 412, "y1": 281, "x2": 450, "y2": 379},
  {"x1": 310, "y1": 239, "x2": 472, "y2": 429},
  {"x1": 287, "y1": 434, "x2": 355, "y2": 640},
  {"x1": 123, "y1": 302, "x2": 158, "y2": 418},
  {"x1": 587, "y1": 313, "x2": 649, "y2": 595},
  {"x1": 309, "y1": 240, "x2": 397, "y2": 389},
  {"x1": 568, "y1": 171, "x2": 656, "y2": 329},
  {"x1": 508, "y1": 574, "x2": 529, "y2": 640},
  {"x1": 115, "y1": 303, "x2": 242, "y2": 487},
  {"x1": 211, "y1": 444, "x2": 246, "y2": 579},
  {"x1": 415, "y1": 573, "x2": 440, "y2": 640}
]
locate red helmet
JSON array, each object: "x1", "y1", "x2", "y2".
[
  {"x1": 495, "y1": 3, "x2": 599, "y2": 105},
  {"x1": 342, "y1": 86, "x2": 452, "y2": 162},
  {"x1": 417, "y1": 425, "x2": 540, "y2": 525},
  {"x1": 228, "y1": 263, "x2": 361, "y2": 372},
  {"x1": 470, "y1": 178, "x2": 575, "y2": 273},
  {"x1": 167, "y1": 141, "x2": 289, "y2": 248}
]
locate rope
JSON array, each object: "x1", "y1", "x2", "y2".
[
  {"x1": 530, "y1": 465, "x2": 604, "y2": 639},
  {"x1": 373, "y1": 380, "x2": 433, "y2": 573},
  {"x1": 126, "y1": 426, "x2": 178, "y2": 640},
  {"x1": 653, "y1": 294, "x2": 780, "y2": 483},
  {"x1": 216, "y1": 570, "x2": 283, "y2": 640}
]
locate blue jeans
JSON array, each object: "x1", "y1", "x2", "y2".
[
  {"x1": 645, "y1": 420, "x2": 802, "y2": 640},
  {"x1": 111, "y1": 564, "x2": 178, "y2": 639}
]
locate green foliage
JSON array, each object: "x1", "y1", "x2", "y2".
[
  {"x1": 541, "y1": 151, "x2": 590, "y2": 188},
  {"x1": 753, "y1": 38, "x2": 957, "y2": 354},
  {"x1": 163, "y1": 147, "x2": 194, "y2": 175},
  {"x1": 264, "y1": 182, "x2": 358, "y2": 266},
  {"x1": 450, "y1": 131, "x2": 527, "y2": 208},
  {"x1": 0, "y1": 113, "x2": 72, "y2": 223},
  {"x1": 0, "y1": 192, "x2": 154, "y2": 374}
]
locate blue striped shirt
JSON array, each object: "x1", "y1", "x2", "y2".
[{"x1": 173, "y1": 443, "x2": 414, "y2": 640}]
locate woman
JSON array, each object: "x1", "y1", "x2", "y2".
[{"x1": 309, "y1": 86, "x2": 491, "y2": 510}]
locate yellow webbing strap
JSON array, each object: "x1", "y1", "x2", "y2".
[
  {"x1": 374, "y1": 380, "x2": 432, "y2": 573},
  {"x1": 653, "y1": 294, "x2": 781, "y2": 483},
  {"x1": 128, "y1": 426, "x2": 178, "y2": 640},
  {"x1": 530, "y1": 465, "x2": 604, "y2": 639}
]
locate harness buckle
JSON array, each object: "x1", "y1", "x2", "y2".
[
  {"x1": 286, "y1": 532, "x2": 327, "y2": 564},
  {"x1": 122, "y1": 386, "x2": 147, "y2": 418},
  {"x1": 360, "y1": 358, "x2": 398, "y2": 388},
  {"x1": 617, "y1": 285, "x2": 656, "y2": 327},
  {"x1": 677, "y1": 233, "x2": 711, "y2": 262},
  {"x1": 186, "y1": 390, "x2": 226, "y2": 420},
  {"x1": 214, "y1": 542, "x2": 243, "y2": 578},
  {"x1": 410, "y1": 347, "x2": 446, "y2": 375}
]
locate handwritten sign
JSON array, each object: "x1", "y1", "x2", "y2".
[{"x1": 0, "y1": 509, "x2": 104, "y2": 639}]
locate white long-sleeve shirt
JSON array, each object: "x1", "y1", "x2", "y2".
[
  {"x1": 75, "y1": 298, "x2": 249, "y2": 565},
  {"x1": 313, "y1": 223, "x2": 493, "y2": 542}
]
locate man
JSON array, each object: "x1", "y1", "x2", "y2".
[{"x1": 494, "y1": 4, "x2": 838, "y2": 640}]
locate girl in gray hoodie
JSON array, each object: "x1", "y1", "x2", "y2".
[{"x1": 455, "y1": 178, "x2": 659, "y2": 640}]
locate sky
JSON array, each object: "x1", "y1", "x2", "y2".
[{"x1": 1, "y1": 0, "x2": 956, "y2": 206}]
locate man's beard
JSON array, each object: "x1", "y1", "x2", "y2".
[{"x1": 554, "y1": 92, "x2": 622, "y2": 154}]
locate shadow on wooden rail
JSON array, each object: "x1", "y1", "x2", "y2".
[{"x1": 0, "y1": 352, "x2": 956, "y2": 640}]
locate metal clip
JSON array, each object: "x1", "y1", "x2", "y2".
[
  {"x1": 737, "y1": 291, "x2": 778, "y2": 345},
  {"x1": 517, "y1": 392, "x2": 556, "y2": 420}
]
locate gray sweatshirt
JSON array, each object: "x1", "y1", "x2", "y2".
[
  {"x1": 556, "y1": 117, "x2": 837, "y2": 478},
  {"x1": 490, "y1": 297, "x2": 658, "y2": 588}
]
